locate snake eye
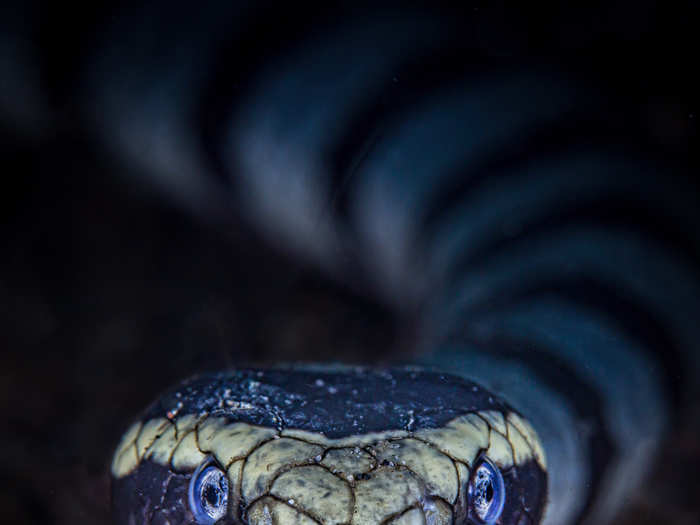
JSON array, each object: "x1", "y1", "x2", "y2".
[
  {"x1": 468, "y1": 456, "x2": 505, "y2": 524},
  {"x1": 188, "y1": 461, "x2": 229, "y2": 524}
]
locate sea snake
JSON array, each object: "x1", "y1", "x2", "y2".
[{"x1": 2, "y1": 3, "x2": 697, "y2": 524}]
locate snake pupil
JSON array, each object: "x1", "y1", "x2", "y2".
[{"x1": 203, "y1": 483, "x2": 220, "y2": 507}]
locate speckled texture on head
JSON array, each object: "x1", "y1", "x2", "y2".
[{"x1": 142, "y1": 366, "x2": 514, "y2": 436}]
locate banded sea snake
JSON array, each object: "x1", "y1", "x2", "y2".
[{"x1": 2, "y1": 4, "x2": 698, "y2": 524}]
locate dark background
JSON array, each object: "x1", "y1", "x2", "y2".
[{"x1": 1, "y1": 2, "x2": 699, "y2": 523}]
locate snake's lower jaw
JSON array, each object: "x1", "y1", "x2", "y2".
[{"x1": 111, "y1": 367, "x2": 547, "y2": 525}]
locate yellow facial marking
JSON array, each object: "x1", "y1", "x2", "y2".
[
  {"x1": 207, "y1": 421, "x2": 277, "y2": 468},
  {"x1": 196, "y1": 416, "x2": 226, "y2": 446},
  {"x1": 172, "y1": 431, "x2": 206, "y2": 471},
  {"x1": 271, "y1": 465, "x2": 353, "y2": 524},
  {"x1": 506, "y1": 419, "x2": 533, "y2": 466},
  {"x1": 389, "y1": 501, "x2": 453, "y2": 525},
  {"x1": 369, "y1": 438, "x2": 458, "y2": 504},
  {"x1": 242, "y1": 437, "x2": 325, "y2": 503},
  {"x1": 414, "y1": 413, "x2": 489, "y2": 466},
  {"x1": 321, "y1": 447, "x2": 375, "y2": 477},
  {"x1": 111, "y1": 409, "x2": 546, "y2": 524},
  {"x1": 247, "y1": 496, "x2": 317, "y2": 525},
  {"x1": 352, "y1": 467, "x2": 424, "y2": 524},
  {"x1": 112, "y1": 410, "x2": 546, "y2": 479},
  {"x1": 486, "y1": 428, "x2": 515, "y2": 468},
  {"x1": 389, "y1": 508, "x2": 424, "y2": 525},
  {"x1": 227, "y1": 459, "x2": 245, "y2": 509},
  {"x1": 507, "y1": 412, "x2": 547, "y2": 469},
  {"x1": 423, "y1": 497, "x2": 454, "y2": 525},
  {"x1": 113, "y1": 421, "x2": 142, "y2": 460},
  {"x1": 479, "y1": 410, "x2": 508, "y2": 435},
  {"x1": 282, "y1": 428, "x2": 410, "y2": 448},
  {"x1": 455, "y1": 461, "x2": 470, "y2": 495},
  {"x1": 111, "y1": 421, "x2": 141, "y2": 478},
  {"x1": 175, "y1": 414, "x2": 201, "y2": 436},
  {"x1": 144, "y1": 423, "x2": 178, "y2": 464},
  {"x1": 135, "y1": 418, "x2": 169, "y2": 459}
]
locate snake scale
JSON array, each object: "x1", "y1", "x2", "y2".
[{"x1": 2, "y1": 3, "x2": 698, "y2": 525}]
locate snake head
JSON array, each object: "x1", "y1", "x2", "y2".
[{"x1": 110, "y1": 367, "x2": 547, "y2": 524}]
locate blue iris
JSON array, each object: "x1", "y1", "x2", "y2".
[
  {"x1": 188, "y1": 462, "x2": 229, "y2": 524},
  {"x1": 469, "y1": 456, "x2": 505, "y2": 524}
]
